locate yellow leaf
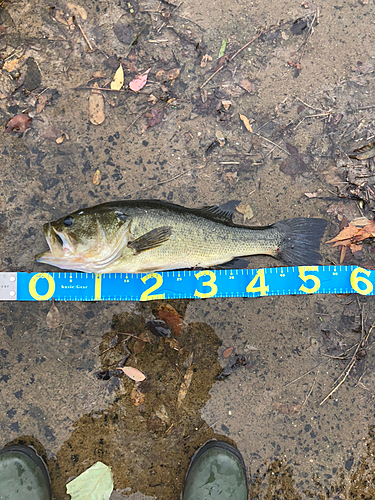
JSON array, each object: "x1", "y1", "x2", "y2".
[
  {"x1": 93, "y1": 169, "x2": 101, "y2": 185},
  {"x1": 239, "y1": 113, "x2": 253, "y2": 132},
  {"x1": 110, "y1": 65, "x2": 124, "y2": 90}
]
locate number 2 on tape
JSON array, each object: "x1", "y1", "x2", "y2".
[{"x1": 140, "y1": 273, "x2": 165, "y2": 301}]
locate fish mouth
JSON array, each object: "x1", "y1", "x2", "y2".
[{"x1": 35, "y1": 223, "x2": 73, "y2": 264}]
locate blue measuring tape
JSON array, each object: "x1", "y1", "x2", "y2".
[{"x1": 0, "y1": 266, "x2": 373, "y2": 301}]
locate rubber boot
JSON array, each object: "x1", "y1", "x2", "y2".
[
  {"x1": 0, "y1": 444, "x2": 52, "y2": 500},
  {"x1": 182, "y1": 440, "x2": 248, "y2": 500}
]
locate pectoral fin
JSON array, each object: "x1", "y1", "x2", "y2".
[{"x1": 128, "y1": 226, "x2": 172, "y2": 254}]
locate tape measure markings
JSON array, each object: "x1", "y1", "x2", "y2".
[{"x1": 0, "y1": 265, "x2": 374, "y2": 301}]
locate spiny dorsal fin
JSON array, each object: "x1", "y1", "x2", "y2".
[
  {"x1": 197, "y1": 200, "x2": 241, "y2": 224},
  {"x1": 128, "y1": 226, "x2": 172, "y2": 254}
]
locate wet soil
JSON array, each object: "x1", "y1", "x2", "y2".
[{"x1": 1, "y1": 0, "x2": 375, "y2": 498}]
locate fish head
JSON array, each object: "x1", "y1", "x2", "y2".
[{"x1": 36, "y1": 207, "x2": 131, "y2": 273}]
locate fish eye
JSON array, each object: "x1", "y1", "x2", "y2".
[{"x1": 63, "y1": 215, "x2": 75, "y2": 227}]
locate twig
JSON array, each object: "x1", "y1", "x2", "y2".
[
  {"x1": 76, "y1": 22, "x2": 96, "y2": 52},
  {"x1": 302, "y1": 371, "x2": 318, "y2": 406},
  {"x1": 283, "y1": 364, "x2": 321, "y2": 387},
  {"x1": 320, "y1": 305, "x2": 372, "y2": 405},
  {"x1": 73, "y1": 86, "x2": 128, "y2": 92},
  {"x1": 157, "y1": 1, "x2": 183, "y2": 33},
  {"x1": 254, "y1": 133, "x2": 290, "y2": 155}
]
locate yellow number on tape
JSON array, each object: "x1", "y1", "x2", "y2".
[
  {"x1": 140, "y1": 273, "x2": 165, "y2": 301},
  {"x1": 246, "y1": 268, "x2": 269, "y2": 296},
  {"x1": 194, "y1": 271, "x2": 218, "y2": 298},
  {"x1": 350, "y1": 267, "x2": 373, "y2": 296},
  {"x1": 298, "y1": 266, "x2": 320, "y2": 294},
  {"x1": 29, "y1": 273, "x2": 55, "y2": 301}
]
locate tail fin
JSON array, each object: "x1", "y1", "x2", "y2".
[{"x1": 274, "y1": 218, "x2": 327, "y2": 265}]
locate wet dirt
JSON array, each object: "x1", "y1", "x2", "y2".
[{"x1": 1, "y1": 0, "x2": 375, "y2": 498}]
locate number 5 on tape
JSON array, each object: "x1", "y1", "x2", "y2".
[{"x1": 298, "y1": 266, "x2": 320, "y2": 294}]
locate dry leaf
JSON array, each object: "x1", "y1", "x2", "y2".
[
  {"x1": 129, "y1": 68, "x2": 150, "y2": 92},
  {"x1": 176, "y1": 365, "x2": 194, "y2": 409},
  {"x1": 239, "y1": 79, "x2": 254, "y2": 93},
  {"x1": 93, "y1": 169, "x2": 101, "y2": 185},
  {"x1": 46, "y1": 301, "x2": 60, "y2": 329},
  {"x1": 157, "y1": 304, "x2": 183, "y2": 336},
  {"x1": 133, "y1": 339, "x2": 146, "y2": 354},
  {"x1": 239, "y1": 113, "x2": 253, "y2": 132},
  {"x1": 5, "y1": 114, "x2": 31, "y2": 133},
  {"x1": 110, "y1": 65, "x2": 124, "y2": 90},
  {"x1": 236, "y1": 202, "x2": 253, "y2": 222},
  {"x1": 200, "y1": 54, "x2": 212, "y2": 68},
  {"x1": 273, "y1": 403, "x2": 302, "y2": 415},
  {"x1": 326, "y1": 221, "x2": 375, "y2": 247},
  {"x1": 3, "y1": 55, "x2": 26, "y2": 72},
  {"x1": 223, "y1": 347, "x2": 234, "y2": 358},
  {"x1": 131, "y1": 386, "x2": 146, "y2": 407},
  {"x1": 168, "y1": 68, "x2": 180, "y2": 82},
  {"x1": 155, "y1": 70, "x2": 167, "y2": 81},
  {"x1": 165, "y1": 338, "x2": 180, "y2": 350},
  {"x1": 66, "y1": 2, "x2": 88, "y2": 19},
  {"x1": 117, "y1": 366, "x2": 146, "y2": 382},
  {"x1": 89, "y1": 82, "x2": 105, "y2": 125},
  {"x1": 36, "y1": 94, "x2": 48, "y2": 114},
  {"x1": 222, "y1": 100, "x2": 231, "y2": 110},
  {"x1": 146, "y1": 108, "x2": 164, "y2": 128},
  {"x1": 223, "y1": 171, "x2": 238, "y2": 184},
  {"x1": 304, "y1": 192, "x2": 317, "y2": 198}
]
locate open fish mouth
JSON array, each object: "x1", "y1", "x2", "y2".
[{"x1": 35, "y1": 223, "x2": 74, "y2": 263}]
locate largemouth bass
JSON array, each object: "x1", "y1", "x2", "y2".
[{"x1": 36, "y1": 199, "x2": 327, "y2": 274}]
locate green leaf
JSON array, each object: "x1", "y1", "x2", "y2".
[
  {"x1": 66, "y1": 461, "x2": 114, "y2": 500},
  {"x1": 218, "y1": 39, "x2": 227, "y2": 58}
]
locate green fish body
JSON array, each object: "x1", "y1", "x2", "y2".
[{"x1": 36, "y1": 200, "x2": 327, "y2": 274}]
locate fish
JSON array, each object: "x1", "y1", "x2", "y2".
[{"x1": 36, "y1": 199, "x2": 327, "y2": 274}]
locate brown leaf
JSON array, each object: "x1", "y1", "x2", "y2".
[
  {"x1": 146, "y1": 108, "x2": 164, "y2": 128},
  {"x1": 326, "y1": 221, "x2": 375, "y2": 247},
  {"x1": 89, "y1": 82, "x2": 105, "y2": 125},
  {"x1": 200, "y1": 54, "x2": 212, "y2": 68},
  {"x1": 239, "y1": 79, "x2": 254, "y2": 93},
  {"x1": 46, "y1": 300, "x2": 60, "y2": 329},
  {"x1": 158, "y1": 304, "x2": 183, "y2": 336},
  {"x1": 239, "y1": 114, "x2": 253, "y2": 132},
  {"x1": 223, "y1": 347, "x2": 234, "y2": 358},
  {"x1": 131, "y1": 386, "x2": 146, "y2": 407},
  {"x1": 273, "y1": 403, "x2": 302, "y2": 415},
  {"x1": 236, "y1": 202, "x2": 253, "y2": 222},
  {"x1": 168, "y1": 68, "x2": 180, "y2": 82},
  {"x1": 176, "y1": 365, "x2": 194, "y2": 409},
  {"x1": 133, "y1": 339, "x2": 146, "y2": 354},
  {"x1": 280, "y1": 143, "x2": 309, "y2": 176},
  {"x1": 36, "y1": 94, "x2": 48, "y2": 114},
  {"x1": 5, "y1": 114, "x2": 31, "y2": 133}
]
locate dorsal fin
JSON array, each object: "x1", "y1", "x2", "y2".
[{"x1": 197, "y1": 200, "x2": 241, "y2": 224}]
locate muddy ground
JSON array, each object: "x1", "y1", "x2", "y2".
[{"x1": 1, "y1": 0, "x2": 375, "y2": 498}]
